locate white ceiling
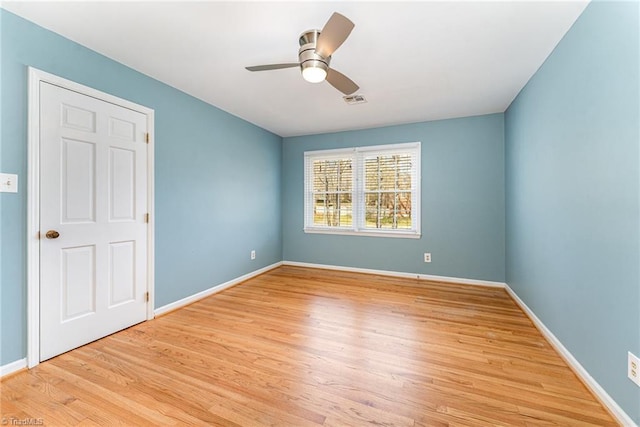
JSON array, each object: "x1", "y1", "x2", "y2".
[{"x1": 2, "y1": 1, "x2": 588, "y2": 137}]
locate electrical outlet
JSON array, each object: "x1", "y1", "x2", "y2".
[
  {"x1": 629, "y1": 352, "x2": 640, "y2": 387},
  {"x1": 250, "y1": 250, "x2": 256, "y2": 260},
  {"x1": 423, "y1": 253, "x2": 431, "y2": 263}
]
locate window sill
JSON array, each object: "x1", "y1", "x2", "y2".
[{"x1": 304, "y1": 228, "x2": 421, "y2": 239}]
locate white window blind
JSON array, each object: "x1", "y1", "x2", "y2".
[{"x1": 304, "y1": 142, "x2": 420, "y2": 238}]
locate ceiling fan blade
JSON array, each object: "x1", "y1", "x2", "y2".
[
  {"x1": 245, "y1": 63, "x2": 299, "y2": 72},
  {"x1": 315, "y1": 12, "x2": 355, "y2": 58},
  {"x1": 326, "y1": 68, "x2": 359, "y2": 95}
]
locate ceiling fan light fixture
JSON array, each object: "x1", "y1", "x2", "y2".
[
  {"x1": 302, "y1": 65, "x2": 327, "y2": 83},
  {"x1": 246, "y1": 13, "x2": 358, "y2": 94}
]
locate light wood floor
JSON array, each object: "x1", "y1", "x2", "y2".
[{"x1": 1, "y1": 266, "x2": 617, "y2": 426}]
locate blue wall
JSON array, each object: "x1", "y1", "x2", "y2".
[
  {"x1": 505, "y1": 1, "x2": 639, "y2": 423},
  {"x1": 0, "y1": 10, "x2": 282, "y2": 365},
  {"x1": 283, "y1": 114, "x2": 505, "y2": 282}
]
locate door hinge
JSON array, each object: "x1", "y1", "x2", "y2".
[
  {"x1": 145, "y1": 292, "x2": 150, "y2": 302},
  {"x1": 145, "y1": 133, "x2": 150, "y2": 144},
  {"x1": 144, "y1": 213, "x2": 149, "y2": 223}
]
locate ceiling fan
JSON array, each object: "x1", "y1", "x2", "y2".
[{"x1": 245, "y1": 12, "x2": 359, "y2": 95}]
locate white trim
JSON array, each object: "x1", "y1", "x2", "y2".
[
  {"x1": 505, "y1": 284, "x2": 636, "y2": 427},
  {"x1": 146, "y1": 112, "x2": 155, "y2": 321},
  {"x1": 282, "y1": 261, "x2": 507, "y2": 288},
  {"x1": 1, "y1": 358, "x2": 27, "y2": 378},
  {"x1": 302, "y1": 141, "x2": 420, "y2": 158},
  {"x1": 27, "y1": 67, "x2": 155, "y2": 369},
  {"x1": 27, "y1": 68, "x2": 41, "y2": 369},
  {"x1": 418, "y1": 272, "x2": 506, "y2": 288},
  {"x1": 154, "y1": 262, "x2": 283, "y2": 317},
  {"x1": 304, "y1": 228, "x2": 421, "y2": 239}
]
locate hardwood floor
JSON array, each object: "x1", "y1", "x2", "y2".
[{"x1": 1, "y1": 266, "x2": 617, "y2": 426}]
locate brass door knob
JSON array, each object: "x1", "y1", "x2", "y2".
[{"x1": 45, "y1": 230, "x2": 60, "y2": 239}]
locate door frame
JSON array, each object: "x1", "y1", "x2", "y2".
[{"x1": 27, "y1": 67, "x2": 155, "y2": 368}]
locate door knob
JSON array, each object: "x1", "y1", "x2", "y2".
[{"x1": 45, "y1": 230, "x2": 60, "y2": 239}]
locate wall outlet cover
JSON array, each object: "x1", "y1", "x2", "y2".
[
  {"x1": 629, "y1": 352, "x2": 640, "y2": 387},
  {"x1": 0, "y1": 173, "x2": 18, "y2": 193}
]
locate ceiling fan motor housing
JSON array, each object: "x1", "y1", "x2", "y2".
[{"x1": 298, "y1": 30, "x2": 330, "y2": 76}]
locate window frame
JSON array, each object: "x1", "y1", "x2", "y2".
[{"x1": 304, "y1": 142, "x2": 421, "y2": 239}]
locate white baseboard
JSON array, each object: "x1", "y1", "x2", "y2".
[
  {"x1": 505, "y1": 285, "x2": 636, "y2": 427},
  {"x1": 417, "y1": 272, "x2": 505, "y2": 288},
  {"x1": 283, "y1": 260, "x2": 506, "y2": 288},
  {"x1": 1, "y1": 358, "x2": 27, "y2": 378},
  {"x1": 154, "y1": 262, "x2": 283, "y2": 317}
]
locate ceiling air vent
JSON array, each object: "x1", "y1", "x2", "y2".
[{"x1": 343, "y1": 94, "x2": 367, "y2": 105}]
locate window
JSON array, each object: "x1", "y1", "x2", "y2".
[{"x1": 304, "y1": 142, "x2": 420, "y2": 238}]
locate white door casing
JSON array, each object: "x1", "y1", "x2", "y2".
[{"x1": 28, "y1": 68, "x2": 155, "y2": 366}]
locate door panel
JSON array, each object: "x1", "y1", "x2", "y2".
[
  {"x1": 109, "y1": 241, "x2": 136, "y2": 307},
  {"x1": 40, "y1": 82, "x2": 149, "y2": 361},
  {"x1": 61, "y1": 138, "x2": 96, "y2": 223},
  {"x1": 108, "y1": 117, "x2": 136, "y2": 141},
  {"x1": 61, "y1": 245, "x2": 96, "y2": 321},
  {"x1": 109, "y1": 147, "x2": 136, "y2": 221}
]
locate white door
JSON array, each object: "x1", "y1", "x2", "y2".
[{"x1": 39, "y1": 82, "x2": 149, "y2": 361}]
